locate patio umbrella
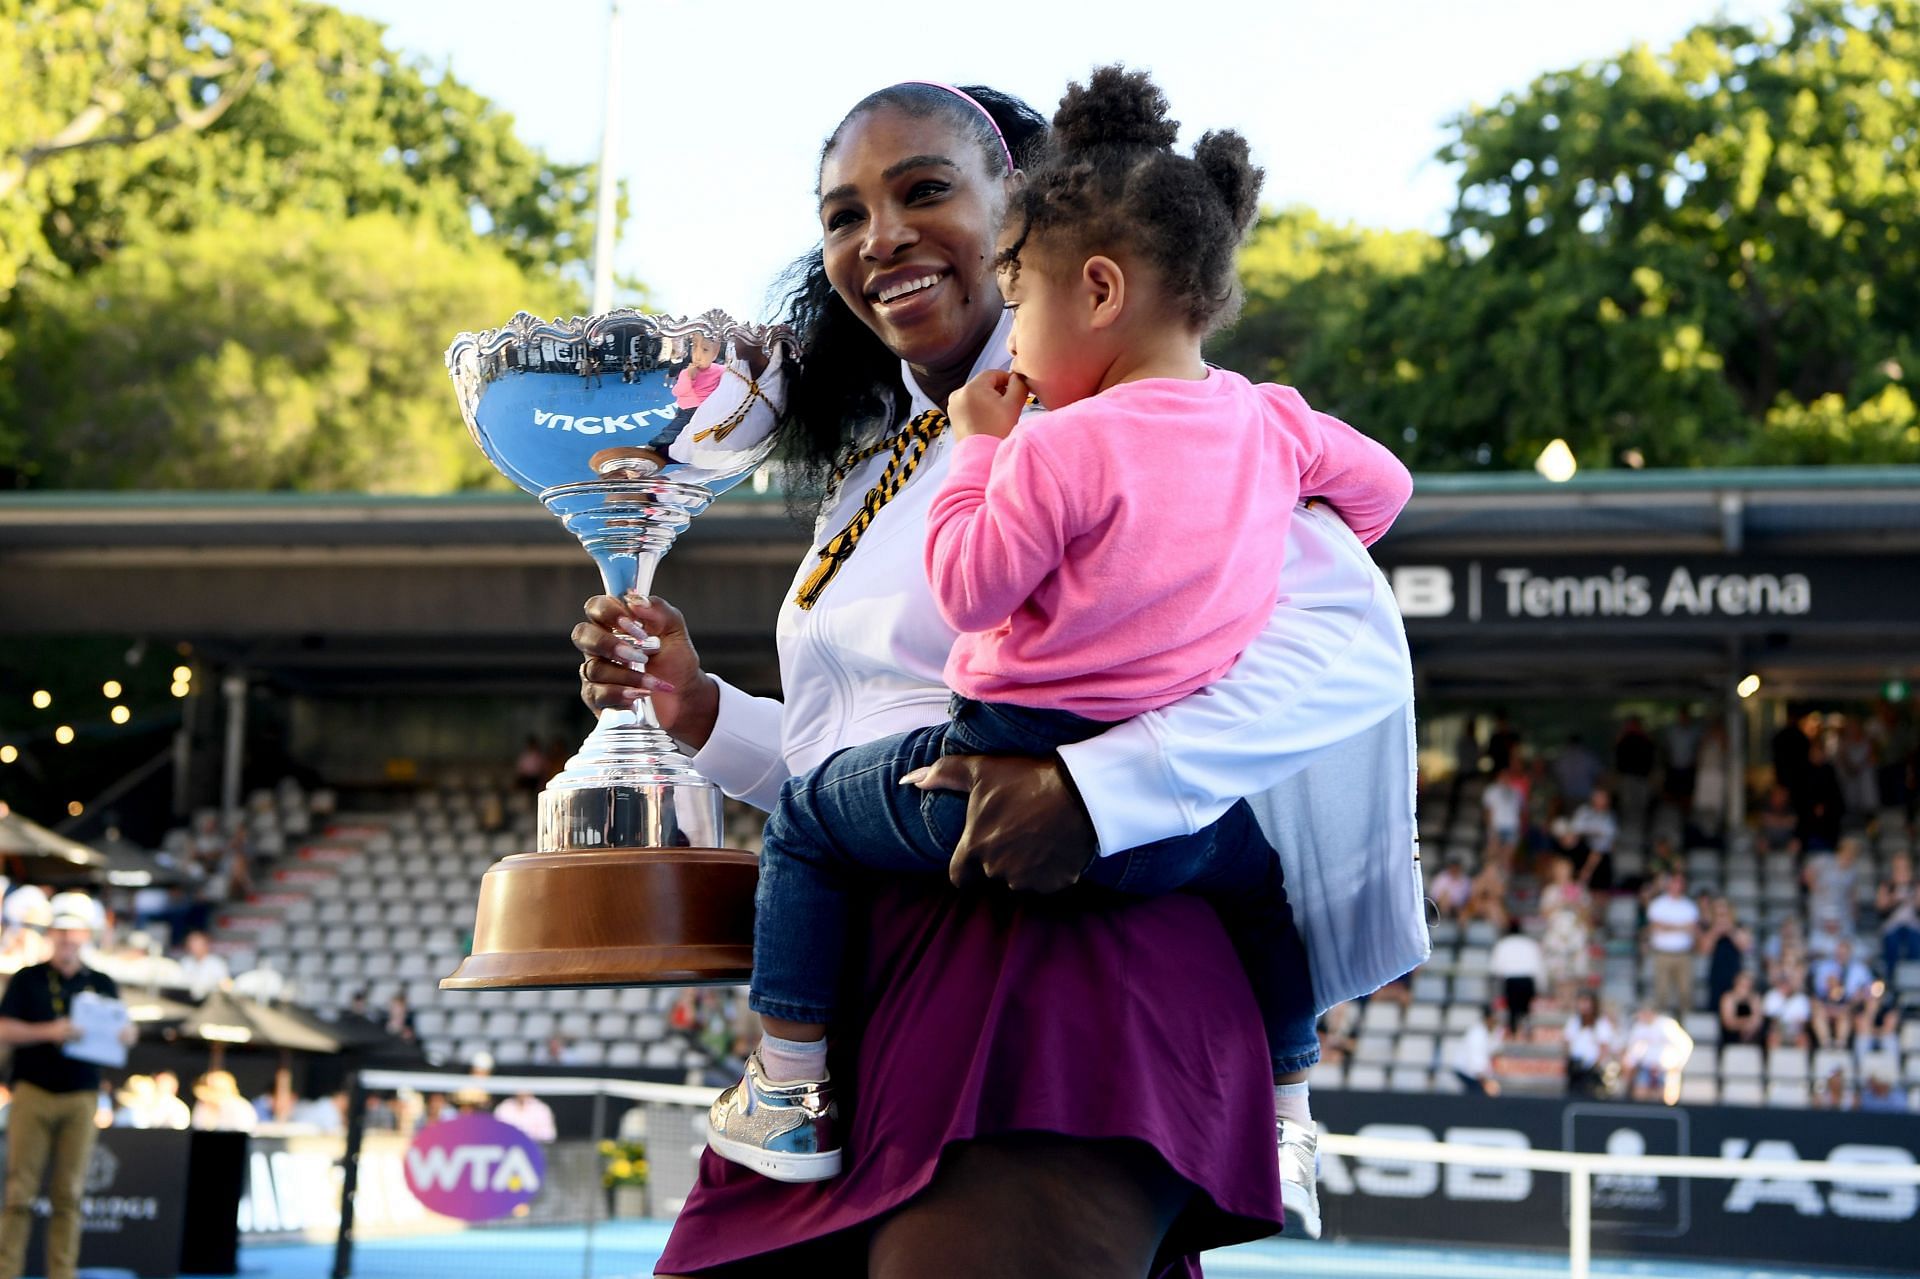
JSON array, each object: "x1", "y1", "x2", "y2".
[
  {"x1": 124, "y1": 991, "x2": 198, "y2": 1027},
  {"x1": 0, "y1": 807, "x2": 106, "y2": 870},
  {"x1": 88, "y1": 832, "x2": 184, "y2": 889},
  {"x1": 178, "y1": 989, "x2": 344, "y2": 1067}
]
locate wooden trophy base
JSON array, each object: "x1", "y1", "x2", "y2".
[{"x1": 440, "y1": 846, "x2": 757, "y2": 989}]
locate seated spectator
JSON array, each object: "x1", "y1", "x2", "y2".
[
  {"x1": 289, "y1": 1093, "x2": 345, "y2": 1134},
  {"x1": 1482, "y1": 765, "x2": 1527, "y2": 870},
  {"x1": 192, "y1": 1071, "x2": 258, "y2": 1132},
  {"x1": 1316, "y1": 1001, "x2": 1358, "y2": 1066},
  {"x1": 1718, "y1": 970, "x2": 1765, "y2": 1045},
  {"x1": 1622, "y1": 1005, "x2": 1693, "y2": 1106},
  {"x1": 1567, "y1": 789, "x2": 1617, "y2": 887},
  {"x1": 1811, "y1": 940, "x2": 1874, "y2": 1002},
  {"x1": 176, "y1": 931, "x2": 229, "y2": 1000},
  {"x1": 1764, "y1": 916, "x2": 1808, "y2": 973},
  {"x1": 1764, "y1": 967, "x2": 1813, "y2": 1051},
  {"x1": 1644, "y1": 873, "x2": 1701, "y2": 1013},
  {"x1": 1449, "y1": 1005, "x2": 1503, "y2": 1095},
  {"x1": 149, "y1": 1072, "x2": 191, "y2": 1130},
  {"x1": 1810, "y1": 1067, "x2": 1850, "y2": 1111},
  {"x1": 384, "y1": 993, "x2": 417, "y2": 1042},
  {"x1": 1700, "y1": 897, "x2": 1754, "y2": 1012},
  {"x1": 1809, "y1": 971, "x2": 1857, "y2": 1050},
  {"x1": 1756, "y1": 784, "x2": 1800, "y2": 855},
  {"x1": 1857, "y1": 1060, "x2": 1911, "y2": 1114},
  {"x1": 1564, "y1": 992, "x2": 1618, "y2": 1097},
  {"x1": 1876, "y1": 852, "x2": 1920, "y2": 974},
  {"x1": 1854, "y1": 979, "x2": 1901, "y2": 1055},
  {"x1": 537, "y1": 1034, "x2": 586, "y2": 1066},
  {"x1": 1428, "y1": 859, "x2": 1471, "y2": 920},
  {"x1": 1490, "y1": 919, "x2": 1547, "y2": 1035},
  {"x1": 114, "y1": 1076, "x2": 160, "y2": 1128},
  {"x1": 494, "y1": 1091, "x2": 557, "y2": 1142},
  {"x1": 1463, "y1": 864, "x2": 1511, "y2": 931}
]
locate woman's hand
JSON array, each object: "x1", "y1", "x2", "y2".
[
  {"x1": 573, "y1": 594, "x2": 721, "y2": 749},
  {"x1": 903, "y1": 754, "x2": 1097, "y2": 893},
  {"x1": 949, "y1": 369, "x2": 1029, "y2": 441}
]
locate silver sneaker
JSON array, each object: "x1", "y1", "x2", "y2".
[
  {"x1": 1278, "y1": 1119, "x2": 1322, "y2": 1239},
  {"x1": 706, "y1": 1050, "x2": 842, "y2": 1182}
]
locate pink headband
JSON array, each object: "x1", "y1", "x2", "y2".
[{"x1": 899, "y1": 81, "x2": 1015, "y2": 175}]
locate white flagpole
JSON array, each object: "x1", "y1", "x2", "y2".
[{"x1": 590, "y1": 0, "x2": 621, "y2": 314}]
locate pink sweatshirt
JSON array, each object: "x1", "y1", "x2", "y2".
[
  {"x1": 925, "y1": 369, "x2": 1412, "y2": 721},
  {"x1": 674, "y1": 363, "x2": 724, "y2": 409}
]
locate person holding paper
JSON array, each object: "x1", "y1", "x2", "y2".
[{"x1": 0, "y1": 892, "x2": 133, "y2": 1279}]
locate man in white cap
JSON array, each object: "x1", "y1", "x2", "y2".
[{"x1": 0, "y1": 891, "x2": 132, "y2": 1279}]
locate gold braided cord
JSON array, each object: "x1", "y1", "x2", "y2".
[
  {"x1": 691, "y1": 368, "x2": 766, "y2": 444},
  {"x1": 793, "y1": 408, "x2": 948, "y2": 610}
]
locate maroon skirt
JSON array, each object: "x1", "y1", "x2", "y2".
[{"x1": 655, "y1": 882, "x2": 1284, "y2": 1276}]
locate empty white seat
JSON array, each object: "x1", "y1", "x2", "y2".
[
  {"x1": 1394, "y1": 1034, "x2": 1437, "y2": 1067},
  {"x1": 1412, "y1": 974, "x2": 1449, "y2": 1003},
  {"x1": 559, "y1": 1011, "x2": 596, "y2": 1039},
  {"x1": 1768, "y1": 1045, "x2": 1810, "y2": 1083},
  {"x1": 1361, "y1": 1002, "x2": 1403, "y2": 1034},
  {"x1": 483, "y1": 1010, "x2": 520, "y2": 1039},
  {"x1": 1767, "y1": 1079, "x2": 1809, "y2": 1109},
  {"x1": 607, "y1": 1042, "x2": 645, "y2": 1068},
  {"x1": 1346, "y1": 1064, "x2": 1388, "y2": 1091},
  {"x1": 593, "y1": 1011, "x2": 630, "y2": 1040},
  {"x1": 1443, "y1": 1004, "x2": 1481, "y2": 1033},
  {"x1": 1720, "y1": 1044, "x2": 1765, "y2": 1080},
  {"x1": 445, "y1": 1009, "x2": 484, "y2": 1038},
  {"x1": 1353, "y1": 1034, "x2": 1395, "y2": 1065},
  {"x1": 1403, "y1": 1004, "x2": 1443, "y2": 1034},
  {"x1": 1388, "y1": 1066, "x2": 1431, "y2": 1093},
  {"x1": 1678, "y1": 1076, "x2": 1719, "y2": 1105}
]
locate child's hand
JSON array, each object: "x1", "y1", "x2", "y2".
[{"x1": 949, "y1": 369, "x2": 1029, "y2": 440}]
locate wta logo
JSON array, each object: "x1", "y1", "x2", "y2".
[{"x1": 404, "y1": 1114, "x2": 546, "y2": 1221}]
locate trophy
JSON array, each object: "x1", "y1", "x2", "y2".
[{"x1": 439, "y1": 308, "x2": 795, "y2": 988}]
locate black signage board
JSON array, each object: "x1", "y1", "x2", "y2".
[
  {"x1": 1314, "y1": 1091, "x2": 1917, "y2": 1273},
  {"x1": 1377, "y1": 555, "x2": 1920, "y2": 632},
  {"x1": 3, "y1": 1128, "x2": 193, "y2": 1279}
]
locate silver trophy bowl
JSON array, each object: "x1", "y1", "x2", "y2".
[{"x1": 440, "y1": 308, "x2": 795, "y2": 988}]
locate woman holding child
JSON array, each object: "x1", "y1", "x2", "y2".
[{"x1": 574, "y1": 70, "x2": 1424, "y2": 1277}]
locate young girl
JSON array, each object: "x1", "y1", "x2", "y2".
[{"x1": 706, "y1": 68, "x2": 1412, "y2": 1236}]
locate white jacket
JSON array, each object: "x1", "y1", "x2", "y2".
[{"x1": 690, "y1": 314, "x2": 1427, "y2": 1011}]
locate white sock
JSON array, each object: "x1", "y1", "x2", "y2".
[
  {"x1": 1274, "y1": 1081, "x2": 1312, "y2": 1128},
  {"x1": 757, "y1": 1032, "x2": 829, "y2": 1084}
]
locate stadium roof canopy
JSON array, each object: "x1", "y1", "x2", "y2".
[{"x1": 2, "y1": 466, "x2": 1917, "y2": 702}]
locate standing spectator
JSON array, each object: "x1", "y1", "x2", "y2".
[
  {"x1": 1691, "y1": 722, "x2": 1729, "y2": 843},
  {"x1": 1447, "y1": 718, "x2": 1481, "y2": 827},
  {"x1": 1797, "y1": 740, "x2": 1846, "y2": 852},
  {"x1": 1834, "y1": 719, "x2": 1880, "y2": 818},
  {"x1": 1805, "y1": 838, "x2": 1865, "y2": 928},
  {"x1": 1763, "y1": 967, "x2": 1813, "y2": 1051},
  {"x1": 1772, "y1": 712, "x2": 1812, "y2": 798},
  {"x1": 1552, "y1": 734, "x2": 1604, "y2": 813},
  {"x1": 1482, "y1": 765, "x2": 1526, "y2": 870},
  {"x1": 1487, "y1": 711, "x2": 1521, "y2": 776},
  {"x1": 191, "y1": 1071, "x2": 257, "y2": 1132},
  {"x1": 1645, "y1": 874, "x2": 1701, "y2": 1013},
  {"x1": 1614, "y1": 716, "x2": 1657, "y2": 824},
  {"x1": 384, "y1": 993, "x2": 417, "y2": 1043},
  {"x1": 1874, "y1": 853, "x2": 1920, "y2": 973},
  {"x1": 1718, "y1": 971, "x2": 1765, "y2": 1046},
  {"x1": 1428, "y1": 860, "x2": 1471, "y2": 921},
  {"x1": 1699, "y1": 898, "x2": 1753, "y2": 1013},
  {"x1": 1664, "y1": 709, "x2": 1702, "y2": 807},
  {"x1": 514, "y1": 735, "x2": 548, "y2": 792},
  {"x1": 0, "y1": 893, "x2": 133, "y2": 1279},
  {"x1": 176, "y1": 931, "x2": 229, "y2": 1000},
  {"x1": 1622, "y1": 1006, "x2": 1693, "y2": 1106},
  {"x1": 1538, "y1": 858, "x2": 1592, "y2": 1001},
  {"x1": 1564, "y1": 993, "x2": 1618, "y2": 1097},
  {"x1": 1568, "y1": 789, "x2": 1618, "y2": 888},
  {"x1": 494, "y1": 1091, "x2": 557, "y2": 1143},
  {"x1": 1489, "y1": 919, "x2": 1546, "y2": 1035},
  {"x1": 1448, "y1": 1006, "x2": 1503, "y2": 1095}
]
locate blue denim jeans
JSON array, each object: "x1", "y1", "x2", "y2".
[{"x1": 750, "y1": 696, "x2": 1320, "y2": 1074}]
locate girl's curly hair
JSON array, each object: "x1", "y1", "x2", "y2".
[{"x1": 1000, "y1": 65, "x2": 1263, "y2": 335}]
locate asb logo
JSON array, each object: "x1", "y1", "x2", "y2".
[{"x1": 404, "y1": 1114, "x2": 546, "y2": 1222}]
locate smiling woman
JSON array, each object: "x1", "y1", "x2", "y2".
[{"x1": 574, "y1": 75, "x2": 1422, "y2": 1279}]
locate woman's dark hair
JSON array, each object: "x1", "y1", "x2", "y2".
[
  {"x1": 999, "y1": 65, "x2": 1262, "y2": 335},
  {"x1": 772, "y1": 84, "x2": 1048, "y2": 504}
]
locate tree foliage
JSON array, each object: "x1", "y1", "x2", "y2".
[
  {"x1": 0, "y1": 0, "x2": 599, "y2": 489},
  {"x1": 1214, "y1": 0, "x2": 1920, "y2": 470}
]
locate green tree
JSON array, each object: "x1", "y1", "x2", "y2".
[
  {"x1": 11, "y1": 209, "x2": 575, "y2": 491},
  {"x1": 1217, "y1": 0, "x2": 1920, "y2": 470},
  {"x1": 0, "y1": 0, "x2": 606, "y2": 488}
]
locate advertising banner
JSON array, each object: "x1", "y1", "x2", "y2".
[{"x1": 1314, "y1": 1092, "x2": 1916, "y2": 1271}]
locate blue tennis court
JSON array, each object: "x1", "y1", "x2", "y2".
[{"x1": 205, "y1": 1220, "x2": 1878, "y2": 1279}]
